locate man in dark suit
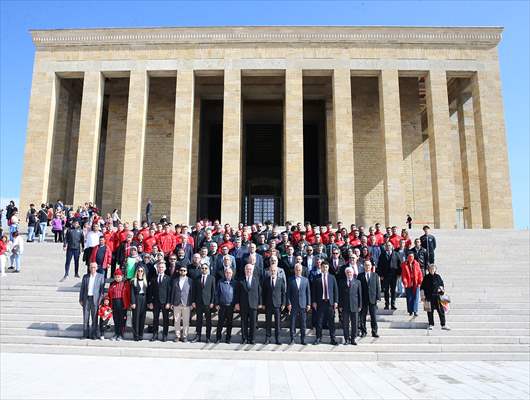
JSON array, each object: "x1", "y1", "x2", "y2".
[
  {"x1": 377, "y1": 242, "x2": 402, "y2": 310},
  {"x1": 235, "y1": 264, "x2": 262, "y2": 344},
  {"x1": 281, "y1": 245, "x2": 297, "y2": 278},
  {"x1": 243, "y1": 243, "x2": 264, "y2": 281},
  {"x1": 214, "y1": 253, "x2": 237, "y2": 282},
  {"x1": 192, "y1": 264, "x2": 216, "y2": 343},
  {"x1": 148, "y1": 261, "x2": 172, "y2": 342},
  {"x1": 262, "y1": 263, "x2": 286, "y2": 344},
  {"x1": 287, "y1": 263, "x2": 311, "y2": 345},
  {"x1": 79, "y1": 262, "x2": 105, "y2": 339},
  {"x1": 311, "y1": 261, "x2": 339, "y2": 345},
  {"x1": 328, "y1": 249, "x2": 346, "y2": 281},
  {"x1": 339, "y1": 266, "x2": 363, "y2": 345},
  {"x1": 230, "y1": 237, "x2": 248, "y2": 280},
  {"x1": 358, "y1": 260, "x2": 381, "y2": 338}
]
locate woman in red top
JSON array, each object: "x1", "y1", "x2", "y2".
[{"x1": 401, "y1": 253, "x2": 423, "y2": 316}]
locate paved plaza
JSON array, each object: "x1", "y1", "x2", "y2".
[{"x1": 1, "y1": 353, "x2": 529, "y2": 399}]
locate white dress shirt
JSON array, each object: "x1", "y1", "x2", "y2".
[
  {"x1": 295, "y1": 276, "x2": 301, "y2": 289},
  {"x1": 87, "y1": 274, "x2": 96, "y2": 296}
]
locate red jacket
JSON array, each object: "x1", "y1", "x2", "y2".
[
  {"x1": 389, "y1": 234, "x2": 402, "y2": 250},
  {"x1": 89, "y1": 245, "x2": 112, "y2": 269},
  {"x1": 104, "y1": 231, "x2": 116, "y2": 253},
  {"x1": 349, "y1": 238, "x2": 361, "y2": 247},
  {"x1": 108, "y1": 281, "x2": 130, "y2": 309},
  {"x1": 218, "y1": 241, "x2": 234, "y2": 253},
  {"x1": 0, "y1": 241, "x2": 6, "y2": 256},
  {"x1": 401, "y1": 260, "x2": 423, "y2": 289},
  {"x1": 98, "y1": 304, "x2": 113, "y2": 321},
  {"x1": 143, "y1": 236, "x2": 157, "y2": 253},
  {"x1": 157, "y1": 232, "x2": 176, "y2": 255},
  {"x1": 374, "y1": 232, "x2": 385, "y2": 246}
]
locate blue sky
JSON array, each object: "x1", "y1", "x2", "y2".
[{"x1": 0, "y1": 0, "x2": 528, "y2": 228}]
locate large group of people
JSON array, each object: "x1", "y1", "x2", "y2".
[{"x1": 2, "y1": 199, "x2": 450, "y2": 346}]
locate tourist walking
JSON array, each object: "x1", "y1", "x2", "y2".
[
  {"x1": 9, "y1": 231, "x2": 24, "y2": 273},
  {"x1": 401, "y1": 253, "x2": 423, "y2": 316},
  {"x1": 421, "y1": 264, "x2": 450, "y2": 331}
]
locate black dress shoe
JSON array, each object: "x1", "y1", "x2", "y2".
[
  {"x1": 249, "y1": 340, "x2": 255, "y2": 345},
  {"x1": 150, "y1": 335, "x2": 158, "y2": 342},
  {"x1": 241, "y1": 339, "x2": 247, "y2": 344},
  {"x1": 330, "y1": 339, "x2": 338, "y2": 346},
  {"x1": 301, "y1": 340, "x2": 307, "y2": 346},
  {"x1": 289, "y1": 338, "x2": 295, "y2": 345},
  {"x1": 384, "y1": 305, "x2": 389, "y2": 310},
  {"x1": 205, "y1": 338, "x2": 210, "y2": 344},
  {"x1": 75, "y1": 274, "x2": 80, "y2": 278},
  {"x1": 264, "y1": 338, "x2": 270, "y2": 345},
  {"x1": 275, "y1": 339, "x2": 281, "y2": 345},
  {"x1": 138, "y1": 337, "x2": 143, "y2": 341},
  {"x1": 162, "y1": 335, "x2": 167, "y2": 342},
  {"x1": 225, "y1": 338, "x2": 230, "y2": 344},
  {"x1": 343, "y1": 338, "x2": 349, "y2": 345},
  {"x1": 191, "y1": 336, "x2": 201, "y2": 343},
  {"x1": 313, "y1": 338, "x2": 321, "y2": 345},
  {"x1": 372, "y1": 332, "x2": 380, "y2": 338},
  {"x1": 351, "y1": 340, "x2": 357, "y2": 345},
  {"x1": 360, "y1": 332, "x2": 367, "y2": 338},
  {"x1": 391, "y1": 305, "x2": 397, "y2": 310}
]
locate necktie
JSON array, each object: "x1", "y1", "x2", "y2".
[
  {"x1": 367, "y1": 273, "x2": 370, "y2": 282},
  {"x1": 348, "y1": 280, "x2": 351, "y2": 288},
  {"x1": 158, "y1": 275, "x2": 162, "y2": 284},
  {"x1": 247, "y1": 278, "x2": 251, "y2": 288},
  {"x1": 323, "y1": 274, "x2": 328, "y2": 300},
  {"x1": 201, "y1": 276, "x2": 205, "y2": 288},
  {"x1": 272, "y1": 277, "x2": 275, "y2": 287}
]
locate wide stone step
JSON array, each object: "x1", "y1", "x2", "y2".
[
  {"x1": 2, "y1": 327, "x2": 527, "y2": 344},
  {"x1": 1, "y1": 342, "x2": 528, "y2": 362}
]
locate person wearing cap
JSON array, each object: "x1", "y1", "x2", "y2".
[
  {"x1": 401, "y1": 253, "x2": 423, "y2": 316},
  {"x1": 171, "y1": 265, "x2": 194, "y2": 342},
  {"x1": 420, "y1": 226, "x2": 437, "y2": 264},
  {"x1": 130, "y1": 265, "x2": 148, "y2": 341},
  {"x1": 148, "y1": 261, "x2": 171, "y2": 342},
  {"x1": 107, "y1": 268, "x2": 130, "y2": 341}
]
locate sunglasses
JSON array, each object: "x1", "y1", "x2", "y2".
[
  {"x1": 201, "y1": 267, "x2": 208, "y2": 270},
  {"x1": 179, "y1": 269, "x2": 187, "y2": 272}
]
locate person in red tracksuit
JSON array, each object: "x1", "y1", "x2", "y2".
[
  {"x1": 389, "y1": 226, "x2": 403, "y2": 250},
  {"x1": 107, "y1": 269, "x2": 130, "y2": 340},
  {"x1": 157, "y1": 226, "x2": 176, "y2": 257},
  {"x1": 143, "y1": 229, "x2": 157, "y2": 254}
]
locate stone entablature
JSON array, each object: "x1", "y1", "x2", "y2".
[{"x1": 31, "y1": 26, "x2": 502, "y2": 48}]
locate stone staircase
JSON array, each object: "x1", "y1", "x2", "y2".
[{"x1": 1, "y1": 229, "x2": 529, "y2": 360}]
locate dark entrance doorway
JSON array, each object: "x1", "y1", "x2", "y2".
[{"x1": 243, "y1": 123, "x2": 283, "y2": 224}]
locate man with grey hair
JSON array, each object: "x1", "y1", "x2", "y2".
[
  {"x1": 339, "y1": 266, "x2": 362, "y2": 345},
  {"x1": 262, "y1": 263, "x2": 286, "y2": 344},
  {"x1": 192, "y1": 263, "x2": 215, "y2": 343}
]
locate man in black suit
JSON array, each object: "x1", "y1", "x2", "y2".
[
  {"x1": 262, "y1": 263, "x2": 286, "y2": 344},
  {"x1": 281, "y1": 245, "x2": 297, "y2": 278},
  {"x1": 230, "y1": 237, "x2": 248, "y2": 280},
  {"x1": 328, "y1": 248, "x2": 346, "y2": 282},
  {"x1": 192, "y1": 264, "x2": 216, "y2": 343},
  {"x1": 235, "y1": 264, "x2": 262, "y2": 344},
  {"x1": 377, "y1": 242, "x2": 402, "y2": 310},
  {"x1": 243, "y1": 243, "x2": 264, "y2": 281},
  {"x1": 339, "y1": 266, "x2": 363, "y2": 345},
  {"x1": 311, "y1": 261, "x2": 339, "y2": 345},
  {"x1": 287, "y1": 263, "x2": 311, "y2": 345},
  {"x1": 358, "y1": 260, "x2": 381, "y2": 338},
  {"x1": 148, "y1": 261, "x2": 172, "y2": 342}
]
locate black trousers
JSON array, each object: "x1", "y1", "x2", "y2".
[
  {"x1": 360, "y1": 303, "x2": 378, "y2": 334},
  {"x1": 132, "y1": 294, "x2": 147, "y2": 339},
  {"x1": 64, "y1": 248, "x2": 80, "y2": 276},
  {"x1": 53, "y1": 229, "x2": 63, "y2": 243},
  {"x1": 427, "y1": 297, "x2": 446, "y2": 327},
  {"x1": 216, "y1": 305, "x2": 234, "y2": 340},
  {"x1": 289, "y1": 307, "x2": 307, "y2": 339},
  {"x1": 265, "y1": 306, "x2": 281, "y2": 340},
  {"x1": 241, "y1": 308, "x2": 257, "y2": 342},
  {"x1": 342, "y1": 310, "x2": 359, "y2": 341},
  {"x1": 196, "y1": 304, "x2": 212, "y2": 338},
  {"x1": 382, "y1": 274, "x2": 398, "y2": 307},
  {"x1": 111, "y1": 299, "x2": 126, "y2": 337},
  {"x1": 316, "y1": 301, "x2": 335, "y2": 340},
  {"x1": 83, "y1": 247, "x2": 92, "y2": 268},
  {"x1": 82, "y1": 296, "x2": 98, "y2": 338},
  {"x1": 152, "y1": 303, "x2": 169, "y2": 337}
]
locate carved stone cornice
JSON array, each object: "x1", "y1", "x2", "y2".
[{"x1": 30, "y1": 26, "x2": 502, "y2": 49}]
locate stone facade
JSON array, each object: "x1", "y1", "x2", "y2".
[{"x1": 20, "y1": 26, "x2": 514, "y2": 228}]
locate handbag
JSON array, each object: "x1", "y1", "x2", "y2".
[
  {"x1": 423, "y1": 301, "x2": 431, "y2": 312},
  {"x1": 440, "y1": 294, "x2": 451, "y2": 303}
]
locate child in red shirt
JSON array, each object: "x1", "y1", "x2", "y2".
[{"x1": 98, "y1": 296, "x2": 113, "y2": 339}]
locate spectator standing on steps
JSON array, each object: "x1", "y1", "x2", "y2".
[
  {"x1": 62, "y1": 220, "x2": 84, "y2": 280},
  {"x1": 420, "y1": 225, "x2": 437, "y2": 264},
  {"x1": 421, "y1": 264, "x2": 450, "y2": 331}
]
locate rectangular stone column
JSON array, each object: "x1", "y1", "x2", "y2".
[
  {"x1": 189, "y1": 96, "x2": 201, "y2": 223},
  {"x1": 425, "y1": 70, "x2": 456, "y2": 228},
  {"x1": 283, "y1": 69, "x2": 304, "y2": 224},
  {"x1": 379, "y1": 70, "x2": 406, "y2": 226},
  {"x1": 471, "y1": 68, "x2": 514, "y2": 228},
  {"x1": 20, "y1": 69, "x2": 58, "y2": 209},
  {"x1": 325, "y1": 99, "x2": 337, "y2": 224},
  {"x1": 330, "y1": 68, "x2": 356, "y2": 226},
  {"x1": 457, "y1": 95, "x2": 483, "y2": 228},
  {"x1": 121, "y1": 69, "x2": 149, "y2": 223},
  {"x1": 73, "y1": 71, "x2": 104, "y2": 206},
  {"x1": 170, "y1": 69, "x2": 195, "y2": 224},
  {"x1": 220, "y1": 69, "x2": 242, "y2": 226}
]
